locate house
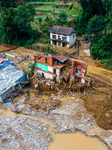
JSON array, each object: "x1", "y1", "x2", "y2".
[
  {"x1": 34, "y1": 53, "x2": 87, "y2": 83},
  {"x1": 49, "y1": 26, "x2": 76, "y2": 48},
  {"x1": 0, "y1": 63, "x2": 29, "y2": 102}
]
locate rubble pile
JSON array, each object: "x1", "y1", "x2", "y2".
[
  {"x1": 25, "y1": 96, "x2": 60, "y2": 112},
  {"x1": 0, "y1": 114, "x2": 54, "y2": 150},
  {"x1": 0, "y1": 98, "x2": 112, "y2": 150},
  {"x1": 50, "y1": 99, "x2": 112, "y2": 150}
]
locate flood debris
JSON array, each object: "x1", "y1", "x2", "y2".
[
  {"x1": 0, "y1": 98, "x2": 112, "y2": 150},
  {"x1": 24, "y1": 94, "x2": 60, "y2": 113},
  {"x1": 18, "y1": 56, "x2": 31, "y2": 64},
  {"x1": 33, "y1": 54, "x2": 94, "y2": 97}
]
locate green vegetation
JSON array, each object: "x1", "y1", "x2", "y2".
[
  {"x1": 0, "y1": 0, "x2": 111, "y2": 70},
  {"x1": 0, "y1": 0, "x2": 17, "y2": 8},
  {"x1": 0, "y1": 2, "x2": 40, "y2": 46},
  {"x1": 0, "y1": 0, "x2": 80, "y2": 46},
  {"x1": 67, "y1": 1, "x2": 74, "y2": 10},
  {"x1": 75, "y1": 0, "x2": 112, "y2": 69},
  {"x1": 22, "y1": 62, "x2": 35, "y2": 76},
  {"x1": 56, "y1": 10, "x2": 67, "y2": 26},
  {"x1": 100, "y1": 59, "x2": 112, "y2": 70}
]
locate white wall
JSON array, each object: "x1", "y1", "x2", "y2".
[
  {"x1": 48, "y1": 66, "x2": 53, "y2": 72},
  {"x1": 56, "y1": 69, "x2": 59, "y2": 76},
  {"x1": 69, "y1": 34, "x2": 76, "y2": 44},
  {"x1": 50, "y1": 32, "x2": 76, "y2": 47},
  {"x1": 36, "y1": 70, "x2": 53, "y2": 79},
  {"x1": 36, "y1": 70, "x2": 60, "y2": 82},
  {"x1": 50, "y1": 33, "x2": 69, "y2": 42},
  {"x1": 50, "y1": 33, "x2": 53, "y2": 39}
]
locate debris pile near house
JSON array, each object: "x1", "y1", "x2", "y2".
[
  {"x1": 24, "y1": 94, "x2": 60, "y2": 113},
  {"x1": 34, "y1": 75, "x2": 60, "y2": 92}
]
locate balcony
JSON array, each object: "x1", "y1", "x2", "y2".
[
  {"x1": 51, "y1": 35, "x2": 68, "y2": 43},
  {"x1": 51, "y1": 38, "x2": 69, "y2": 44}
]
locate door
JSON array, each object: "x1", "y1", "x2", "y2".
[{"x1": 63, "y1": 43, "x2": 67, "y2": 47}]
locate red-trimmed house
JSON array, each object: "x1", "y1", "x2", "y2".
[{"x1": 34, "y1": 54, "x2": 87, "y2": 83}]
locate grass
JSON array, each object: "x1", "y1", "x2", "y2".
[
  {"x1": 34, "y1": 3, "x2": 80, "y2": 19},
  {"x1": 31, "y1": 0, "x2": 81, "y2": 41},
  {"x1": 31, "y1": 2, "x2": 54, "y2": 5}
]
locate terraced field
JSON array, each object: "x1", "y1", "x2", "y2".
[{"x1": 31, "y1": 1, "x2": 81, "y2": 30}]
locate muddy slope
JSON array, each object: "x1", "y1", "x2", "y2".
[{"x1": 84, "y1": 87, "x2": 112, "y2": 130}]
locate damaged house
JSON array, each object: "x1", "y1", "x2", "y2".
[
  {"x1": 34, "y1": 53, "x2": 87, "y2": 84},
  {"x1": 0, "y1": 61, "x2": 29, "y2": 102},
  {"x1": 49, "y1": 26, "x2": 76, "y2": 48}
]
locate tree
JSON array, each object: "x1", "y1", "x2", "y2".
[
  {"x1": 90, "y1": 34, "x2": 112, "y2": 60},
  {"x1": 78, "y1": 0, "x2": 106, "y2": 16},
  {"x1": 102, "y1": 0, "x2": 112, "y2": 33},
  {"x1": 0, "y1": 0, "x2": 17, "y2": 8},
  {"x1": 14, "y1": 2, "x2": 36, "y2": 32},
  {"x1": 102, "y1": 0, "x2": 111, "y2": 15},
  {"x1": 0, "y1": 2, "x2": 39, "y2": 46},
  {"x1": 74, "y1": 0, "x2": 107, "y2": 35},
  {"x1": 56, "y1": 11, "x2": 67, "y2": 26},
  {"x1": 86, "y1": 15, "x2": 107, "y2": 36},
  {"x1": 0, "y1": 7, "x2": 16, "y2": 44},
  {"x1": 39, "y1": 16, "x2": 56, "y2": 40}
]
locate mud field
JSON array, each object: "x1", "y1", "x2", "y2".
[
  {"x1": 0, "y1": 97, "x2": 112, "y2": 150},
  {"x1": 0, "y1": 42, "x2": 112, "y2": 149}
]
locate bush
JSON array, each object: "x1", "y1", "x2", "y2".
[
  {"x1": 28, "y1": 62, "x2": 35, "y2": 74},
  {"x1": 40, "y1": 38, "x2": 48, "y2": 43},
  {"x1": 90, "y1": 34, "x2": 112, "y2": 60},
  {"x1": 36, "y1": 45, "x2": 39, "y2": 49},
  {"x1": 100, "y1": 59, "x2": 112, "y2": 70}
]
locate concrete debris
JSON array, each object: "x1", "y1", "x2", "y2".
[{"x1": 0, "y1": 99, "x2": 112, "y2": 150}]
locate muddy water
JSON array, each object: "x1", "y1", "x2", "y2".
[
  {"x1": 59, "y1": 97, "x2": 77, "y2": 102},
  {"x1": 48, "y1": 133, "x2": 108, "y2": 150},
  {"x1": 28, "y1": 90, "x2": 36, "y2": 98}
]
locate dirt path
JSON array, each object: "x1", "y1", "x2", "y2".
[
  {"x1": 77, "y1": 39, "x2": 112, "y2": 86},
  {"x1": 77, "y1": 39, "x2": 112, "y2": 130}
]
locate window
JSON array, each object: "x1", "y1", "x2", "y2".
[
  {"x1": 38, "y1": 57, "x2": 42, "y2": 61},
  {"x1": 58, "y1": 42, "x2": 61, "y2": 46},
  {"x1": 76, "y1": 68, "x2": 81, "y2": 74},
  {"x1": 58, "y1": 35, "x2": 61, "y2": 40},
  {"x1": 62, "y1": 36, "x2": 67, "y2": 41},
  {"x1": 54, "y1": 69, "x2": 56, "y2": 74},
  {"x1": 73, "y1": 35, "x2": 75, "y2": 39},
  {"x1": 42, "y1": 73, "x2": 44, "y2": 78},
  {"x1": 45, "y1": 57, "x2": 48, "y2": 64},
  {"x1": 52, "y1": 35, "x2": 56, "y2": 39}
]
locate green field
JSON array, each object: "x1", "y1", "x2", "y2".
[{"x1": 31, "y1": 1, "x2": 81, "y2": 30}]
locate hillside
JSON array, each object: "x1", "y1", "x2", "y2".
[
  {"x1": 14, "y1": 0, "x2": 26, "y2": 5},
  {"x1": 30, "y1": 1, "x2": 81, "y2": 30}
]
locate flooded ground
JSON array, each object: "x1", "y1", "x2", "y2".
[
  {"x1": 0, "y1": 98, "x2": 112, "y2": 150},
  {"x1": 48, "y1": 132, "x2": 108, "y2": 150}
]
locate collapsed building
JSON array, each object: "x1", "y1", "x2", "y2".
[
  {"x1": 34, "y1": 53, "x2": 88, "y2": 86},
  {"x1": 0, "y1": 58, "x2": 29, "y2": 102}
]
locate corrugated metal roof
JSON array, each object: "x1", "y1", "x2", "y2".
[
  {"x1": 52, "y1": 55, "x2": 68, "y2": 63},
  {"x1": 49, "y1": 26, "x2": 76, "y2": 35},
  {"x1": 0, "y1": 64, "x2": 23, "y2": 93}
]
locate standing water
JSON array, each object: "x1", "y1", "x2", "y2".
[{"x1": 48, "y1": 133, "x2": 109, "y2": 150}]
